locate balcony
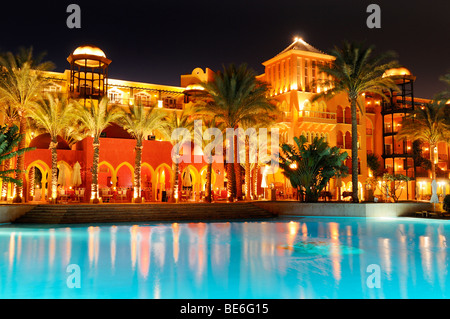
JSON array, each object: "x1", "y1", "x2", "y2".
[
  {"x1": 298, "y1": 111, "x2": 336, "y2": 124},
  {"x1": 108, "y1": 97, "x2": 183, "y2": 110}
]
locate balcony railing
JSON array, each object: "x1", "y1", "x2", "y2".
[
  {"x1": 298, "y1": 111, "x2": 336, "y2": 122},
  {"x1": 108, "y1": 97, "x2": 183, "y2": 110}
]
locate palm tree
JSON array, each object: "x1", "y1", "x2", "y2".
[
  {"x1": 314, "y1": 42, "x2": 399, "y2": 203},
  {"x1": 160, "y1": 110, "x2": 194, "y2": 203},
  {"x1": 0, "y1": 103, "x2": 20, "y2": 200},
  {"x1": 28, "y1": 93, "x2": 75, "y2": 202},
  {"x1": 239, "y1": 112, "x2": 278, "y2": 200},
  {"x1": 279, "y1": 135, "x2": 348, "y2": 202},
  {"x1": 200, "y1": 64, "x2": 275, "y2": 201},
  {"x1": 0, "y1": 47, "x2": 54, "y2": 202},
  {"x1": 397, "y1": 100, "x2": 450, "y2": 181},
  {"x1": 75, "y1": 97, "x2": 123, "y2": 203},
  {"x1": 193, "y1": 117, "x2": 224, "y2": 202},
  {"x1": 120, "y1": 103, "x2": 166, "y2": 202},
  {"x1": 0, "y1": 124, "x2": 34, "y2": 191}
]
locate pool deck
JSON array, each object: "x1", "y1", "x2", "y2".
[{"x1": 0, "y1": 200, "x2": 438, "y2": 224}]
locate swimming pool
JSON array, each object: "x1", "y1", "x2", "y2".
[{"x1": 0, "y1": 217, "x2": 449, "y2": 299}]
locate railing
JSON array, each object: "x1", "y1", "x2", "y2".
[
  {"x1": 298, "y1": 111, "x2": 336, "y2": 120},
  {"x1": 109, "y1": 97, "x2": 184, "y2": 109}
]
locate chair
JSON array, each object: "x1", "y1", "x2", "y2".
[
  {"x1": 101, "y1": 188, "x2": 113, "y2": 203},
  {"x1": 77, "y1": 188, "x2": 85, "y2": 202},
  {"x1": 117, "y1": 189, "x2": 127, "y2": 202}
]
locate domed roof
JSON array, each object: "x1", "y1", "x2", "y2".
[
  {"x1": 73, "y1": 45, "x2": 106, "y2": 58},
  {"x1": 383, "y1": 67, "x2": 411, "y2": 77},
  {"x1": 67, "y1": 45, "x2": 111, "y2": 68}
]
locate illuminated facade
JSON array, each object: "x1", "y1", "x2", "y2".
[{"x1": 1, "y1": 41, "x2": 448, "y2": 203}]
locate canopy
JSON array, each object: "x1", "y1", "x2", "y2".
[
  {"x1": 183, "y1": 166, "x2": 192, "y2": 187},
  {"x1": 58, "y1": 164, "x2": 68, "y2": 186},
  {"x1": 430, "y1": 179, "x2": 439, "y2": 204},
  {"x1": 71, "y1": 162, "x2": 82, "y2": 187}
]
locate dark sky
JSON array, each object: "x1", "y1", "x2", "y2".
[{"x1": 1, "y1": 0, "x2": 449, "y2": 98}]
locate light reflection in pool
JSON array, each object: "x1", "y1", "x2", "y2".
[{"x1": 0, "y1": 217, "x2": 449, "y2": 299}]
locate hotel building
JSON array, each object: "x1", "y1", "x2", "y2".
[{"x1": 1, "y1": 40, "x2": 448, "y2": 203}]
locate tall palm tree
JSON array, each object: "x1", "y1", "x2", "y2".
[
  {"x1": 75, "y1": 97, "x2": 123, "y2": 203},
  {"x1": 193, "y1": 117, "x2": 224, "y2": 202},
  {"x1": 0, "y1": 103, "x2": 19, "y2": 200},
  {"x1": 160, "y1": 110, "x2": 194, "y2": 203},
  {"x1": 314, "y1": 42, "x2": 399, "y2": 203},
  {"x1": 28, "y1": 93, "x2": 75, "y2": 202},
  {"x1": 0, "y1": 47, "x2": 54, "y2": 202},
  {"x1": 200, "y1": 64, "x2": 275, "y2": 201},
  {"x1": 0, "y1": 124, "x2": 34, "y2": 192},
  {"x1": 120, "y1": 103, "x2": 166, "y2": 202},
  {"x1": 397, "y1": 100, "x2": 450, "y2": 181},
  {"x1": 239, "y1": 112, "x2": 278, "y2": 200}
]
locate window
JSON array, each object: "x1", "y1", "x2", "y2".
[
  {"x1": 297, "y1": 58, "x2": 301, "y2": 90},
  {"x1": 311, "y1": 60, "x2": 316, "y2": 91},
  {"x1": 108, "y1": 89, "x2": 123, "y2": 104},
  {"x1": 43, "y1": 84, "x2": 61, "y2": 93},
  {"x1": 304, "y1": 60, "x2": 309, "y2": 92},
  {"x1": 164, "y1": 97, "x2": 177, "y2": 108},
  {"x1": 134, "y1": 92, "x2": 152, "y2": 107}
]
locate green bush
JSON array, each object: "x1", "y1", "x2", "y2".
[{"x1": 444, "y1": 195, "x2": 450, "y2": 213}]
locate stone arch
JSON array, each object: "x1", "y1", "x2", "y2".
[
  {"x1": 153, "y1": 163, "x2": 173, "y2": 201},
  {"x1": 181, "y1": 165, "x2": 201, "y2": 191},
  {"x1": 199, "y1": 165, "x2": 217, "y2": 192},
  {"x1": 26, "y1": 160, "x2": 51, "y2": 200},
  {"x1": 98, "y1": 161, "x2": 116, "y2": 188},
  {"x1": 115, "y1": 161, "x2": 134, "y2": 188},
  {"x1": 344, "y1": 131, "x2": 352, "y2": 149},
  {"x1": 141, "y1": 162, "x2": 155, "y2": 189}
]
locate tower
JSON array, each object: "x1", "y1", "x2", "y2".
[
  {"x1": 67, "y1": 45, "x2": 112, "y2": 105},
  {"x1": 381, "y1": 67, "x2": 416, "y2": 199}
]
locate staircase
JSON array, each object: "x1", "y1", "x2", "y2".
[{"x1": 13, "y1": 202, "x2": 277, "y2": 224}]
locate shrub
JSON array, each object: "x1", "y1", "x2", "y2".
[{"x1": 444, "y1": 194, "x2": 450, "y2": 212}]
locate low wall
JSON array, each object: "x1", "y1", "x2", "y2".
[
  {"x1": 253, "y1": 201, "x2": 434, "y2": 218},
  {"x1": 0, "y1": 205, "x2": 36, "y2": 223}
]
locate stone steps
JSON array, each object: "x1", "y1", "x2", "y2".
[{"x1": 13, "y1": 202, "x2": 277, "y2": 224}]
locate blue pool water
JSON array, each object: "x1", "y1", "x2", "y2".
[{"x1": 0, "y1": 216, "x2": 449, "y2": 299}]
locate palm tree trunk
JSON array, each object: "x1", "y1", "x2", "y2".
[
  {"x1": 234, "y1": 133, "x2": 242, "y2": 200},
  {"x1": 91, "y1": 138, "x2": 100, "y2": 203},
  {"x1": 29, "y1": 166, "x2": 35, "y2": 200},
  {"x1": 169, "y1": 161, "x2": 179, "y2": 203},
  {"x1": 245, "y1": 137, "x2": 251, "y2": 200},
  {"x1": 134, "y1": 141, "x2": 143, "y2": 203},
  {"x1": 430, "y1": 144, "x2": 436, "y2": 180},
  {"x1": 226, "y1": 137, "x2": 236, "y2": 201},
  {"x1": 252, "y1": 163, "x2": 260, "y2": 200},
  {"x1": 13, "y1": 115, "x2": 27, "y2": 203},
  {"x1": 1, "y1": 159, "x2": 10, "y2": 200},
  {"x1": 50, "y1": 139, "x2": 58, "y2": 203},
  {"x1": 205, "y1": 162, "x2": 212, "y2": 203},
  {"x1": 351, "y1": 98, "x2": 359, "y2": 203}
]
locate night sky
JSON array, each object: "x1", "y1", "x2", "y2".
[{"x1": 1, "y1": 0, "x2": 449, "y2": 98}]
